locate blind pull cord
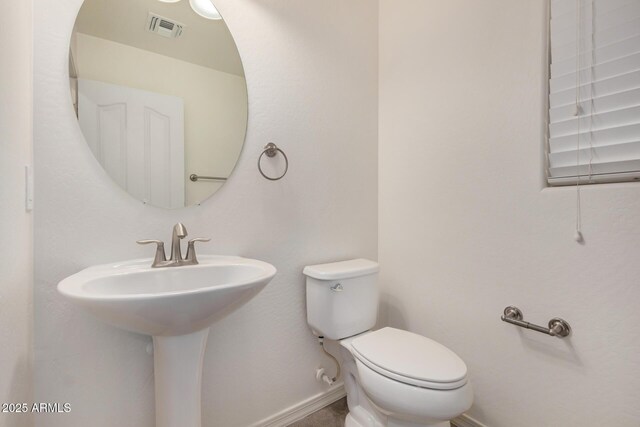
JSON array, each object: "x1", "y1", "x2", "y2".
[
  {"x1": 588, "y1": 0, "x2": 595, "y2": 180},
  {"x1": 574, "y1": 0, "x2": 584, "y2": 243}
]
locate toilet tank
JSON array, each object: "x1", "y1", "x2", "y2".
[{"x1": 303, "y1": 259, "x2": 379, "y2": 340}]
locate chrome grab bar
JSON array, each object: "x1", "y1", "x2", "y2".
[
  {"x1": 189, "y1": 174, "x2": 227, "y2": 182},
  {"x1": 501, "y1": 306, "x2": 571, "y2": 338}
]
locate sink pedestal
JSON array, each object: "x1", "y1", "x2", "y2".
[{"x1": 153, "y1": 328, "x2": 210, "y2": 427}]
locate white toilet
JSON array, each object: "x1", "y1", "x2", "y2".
[{"x1": 303, "y1": 259, "x2": 473, "y2": 427}]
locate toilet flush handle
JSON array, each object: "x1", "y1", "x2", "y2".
[{"x1": 330, "y1": 283, "x2": 344, "y2": 292}]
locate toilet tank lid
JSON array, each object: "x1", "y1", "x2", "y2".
[{"x1": 303, "y1": 259, "x2": 379, "y2": 280}]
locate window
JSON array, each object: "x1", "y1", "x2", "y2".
[{"x1": 547, "y1": 0, "x2": 640, "y2": 185}]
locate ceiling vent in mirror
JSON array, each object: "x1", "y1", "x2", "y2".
[{"x1": 146, "y1": 13, "x2": 184, "y2": 39}]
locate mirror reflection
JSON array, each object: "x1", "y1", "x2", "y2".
[{"x1": 70, "y1": 0, "x2": 247, "y2": 208}]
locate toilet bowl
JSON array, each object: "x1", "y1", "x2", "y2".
[
  {"x1": 342, "y1": 328, "x2": 473, "y2": 427},
  {"x1": 303, "y1": 259, "x2": 473, "y2": 427}
]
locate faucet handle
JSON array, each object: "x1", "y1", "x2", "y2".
[
  {"x1": 136, "y1": 239, "x2": 167, "y2": 266},
  {"x1": 188, "y1": 238, "x2": 211, "y2": 243},
  {"x1": 185, "y1": 238, "x2": 211, "y2": 264}
]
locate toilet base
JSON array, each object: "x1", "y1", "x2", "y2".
[
  {"x1": 387, "y1": 419, "x2": 449, "y2": 427},
  {"x1": 345, "y1": 413, "x2": 365, "y2": 427},
  {"x1": 346, "y1": 410, "x2": 450, "y2": 427}
]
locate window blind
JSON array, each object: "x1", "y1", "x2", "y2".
[{"x1": 548, "y1": 0, "x2": 640, "y2": 185}]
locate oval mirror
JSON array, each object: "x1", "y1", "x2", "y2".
[{"x1": 69, "y1": 0, "x2": 247, "y2": 208}]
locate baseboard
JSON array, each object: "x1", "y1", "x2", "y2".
[
  {"x1": 249, "y1": 384, "x2": 346, "y2": 427},
  {"x1": 452, "y1": 413, "x2": 489, "y2": 427}
]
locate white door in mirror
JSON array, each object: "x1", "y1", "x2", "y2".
[{"x1": 78, "y1": 78, "x2": 185, "y2": 208}]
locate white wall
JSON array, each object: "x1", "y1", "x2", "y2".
[
  {"x1": 74, "y1": 33, "x2": 248, "y2": 205},
  {"x1": 379, "y1": 1, "x2": 640, "y2": 426},
  {"x1": 34, "y1": 1, "x2": 377, "y2": 426},
  {"x1": 0, "y1": 1, "x2": 34, "y2": 426}
]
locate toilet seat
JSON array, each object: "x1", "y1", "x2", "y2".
[{"x1": 350, "y1": 327, "x2": 468, "y2": 390}]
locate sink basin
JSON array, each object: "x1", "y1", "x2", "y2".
[
  {"x1": 57, "y1": 255, "x2": 276, "y2": 427},
  {"x1": 58, "y1": 255, "x2": 276, "y2": 336}
]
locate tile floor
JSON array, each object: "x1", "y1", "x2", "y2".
[
  {"x1": 289, "y1": 398, "x2": 456, "y2": 426},
  {"x1": 288, "y1": 398, "x2": 348, "y2": 427}
]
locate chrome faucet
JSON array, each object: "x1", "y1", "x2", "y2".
[{"x1": 137, "y1": 223, "x2": 210, "y2": 268}]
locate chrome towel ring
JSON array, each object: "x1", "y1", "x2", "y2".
[{"x1": 258, "y1": 143, "x2": 288, "y2": 181}]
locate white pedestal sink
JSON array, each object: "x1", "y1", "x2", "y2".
[{"x1": 58, "y1": 255, "x2": 276, "y2": 427}]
